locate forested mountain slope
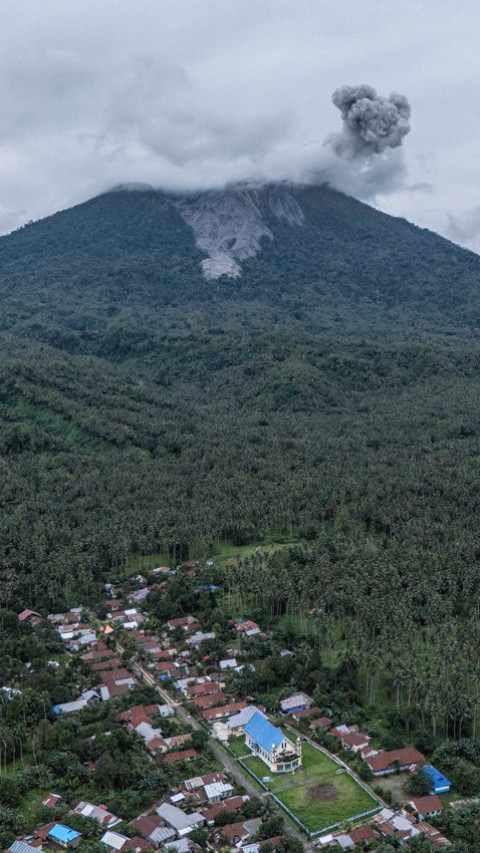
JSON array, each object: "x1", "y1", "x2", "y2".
[{"x1": 2, "y1": 183, "x2": 480, "y2": 609}]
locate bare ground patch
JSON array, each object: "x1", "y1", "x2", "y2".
[{"x1": 308, "y1": 782, "x2": 339, "y2": 802}]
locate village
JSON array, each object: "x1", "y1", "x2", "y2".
[{"x1": 3, "y1": 560, "x2": 462, "y2": 853}]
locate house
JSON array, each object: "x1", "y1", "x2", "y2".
[
  {"x1": 199, "y1": 796, "x2": 247, "y2": 825},
  {"x1": 202, "y1": 781, "x2": 234, "y2": 803},
  {"x1": 331, "y1": 825, "x2": 378, "y2": 849},
  {"x1": 9, "y1": 842, "x2": 39, "y2": 853},
  {"x1": 167, "y1": 616, "x2": 200, "y2": 632},
  {"x1": 135, "y1": 721, "x2": 168, "y2": 754},
  {"x1": 163, "y1": 749, "x2": 198, "y2": 763},
  {"x1": 156, "y1": 803, "x2": 204, "y2": 837},
  {"x1": 233, "y1": 618, "x2": 261, "y2": 637},
  {"x1": 244, "y1": 711, "x2": 302, "y2": 773},
  {"x1": 310, "y1": 717, "x2": 332, "y2": 732},
  {"x1": 186, "y1": 631, "x2": 216, "y2": 647},
  {"x1": 43, "y1": 793, "x2": 62, "y2": 808},
  {"x1": 48, "y1": 824, "x2": 81, "y2": 848},
  {"x1": 219, "y1": 658, "x2": 237, "y2": 670},
  {"x1": 72, "y1": 801, "x2": 121, "y2": 827},
  {"x1": 124, "y1": 838, "x2": 152, "y2": 852},
  {"x1": 422, "y1": 764, "x2": 452, "y2": 794},
  {"x1": 291, "y1": 706, "x2": 321, "y2": 721},
  {"x1": 193, "y1": 692, "x2": 226, "y2": 709},
  {"x1": 338, "y1": 730, "x2": 371, "y2": 753},
  {"x1": 53, "y1": 689, "x2": 101, "y2": 714},
  {"x1": 100, "y1": 831, "x2": 130, "y2": 851},
  {"x1": 164, "y1": 840, "x2": 200, "y2": 853},
  {"x1": 374, "y1": 808, "x2": 451, "y2": 848},
  {"x1": 166, "y1": 734, "x2": 193, "y2": 749},
  {"x1": 241, "y1": 838, "x2": 282, "y2": 853},
  {"x1": 279, "y1": 692, "x2": 313, "y2": 715},
  {"x1": 226, "y1": 705, "x2": 266, "y2": 736},
  {"x1": 330, "y1": 724, "x2": 359, "y2": 740},
  {"x1": 134, "y1": 815, "x2": 176, "y2": 847},
  {"x1": 409, "y1": 794, "x2": 443, "y2": 820},
  {"x1": 179, "y1": 771, "x2": 224, "y2": 794},
  {"x1": 366, "y1": 747, "x2": 425, "y2": 776},
  {"x1": 185, "y1": 681, "x2": 221, "y2": 698},
  {"x1": 18, "y1": 609, "x2": 42, "y2": 625},
  {"x1": 203, "y1": 700, "x2": 248, "y2": 721},
  {"x1": 218, "y1": 818, "x2": 262, "y2": 845}
]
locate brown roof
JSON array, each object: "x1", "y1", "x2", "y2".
[
  {"x1": 98, "y1": 667, "x2": 132, "y2": 682},
  {"x1": 185, "y1": 681, "x2": 221, "y2": 697},
  {"x1": 193, "y1": 692, "x2": 227, "y2": 709},
  {"x1": 167, "y1": 734, "x2": 192, "y2": 749},
  {"x1": 155, "y1": 660, "x2": 176, "y2": 672},
  {"x1": 292, "y1": 706, "x2": 320, "y2": 719},
  {"x1": 150, "y1": 649, "x2": 173, "y2": 660},
  {"x1": 42, "y1": 794, "x2": 62, "y2": 808},
  {"x1": 32, "y1": 823, "x2": 56, "y2": 840},
  {"x1": 410, "y1": 794, "x2": 443, "y2": 815},
  {"x1": 367, "y1": 747, "x2": 425, "y2": 773},
  {"x1": 83, "y1": 648, "x2": 116, "y2": 662},
  {"x1": 342, "y1": 731, "x2": 369, "y2": 747},
  {"x1": 90, "y1": 658, "x2": 122, "y2": 671},
  {"x1": 348, "y1": 826, "x2": 378, "y2": 844},
  {"x1": 220, "y1": 822, "x2": 250, "y2": 842},
  {"x1": 311, "y1": 716, "x2": 332, "y2": 729},
  {"x1": 134, "y1": 815, "x2": 163, "y2": 838},
  {"x1": 18, "y1": 609, "x2": 42, "y2": 621},
  {"x1": 103, "y1": 682, "x2": 133, "y2": 698},
  {"x1": 200, "y1": 796, "x2": 245, "y2": 823},
  {"x1": 147, "y1": 737, "x2": 168, "y2": 752},
  {"x1": 168, "y1": 616, "x2": 199, "y2": 629},
  {"x1": 124, "y1": 837, "x2": 152, "y2": 852},
  {"x1": 163, "y1": 749, "x2": 198, "y2": 763},
  {"x1": 203, "y1": 701, "x2": 248, "y2": 720}
]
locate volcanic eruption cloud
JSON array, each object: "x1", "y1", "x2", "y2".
[{"x1": 319, "y1": 85, "x2": 412, "y2": 199}]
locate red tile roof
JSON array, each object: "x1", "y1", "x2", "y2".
[
  {"x1": 203, "y1": 701, "x2": 248, "y2": 720},
  {"x1": 18, "y1": 609, "x2": 41, "y2": 622},
  {"x1": 163, "y1": 749, "x2": 198, "y2": 763},
  {"x1": 193, "y1": 692, "x2": 227, "y2": 709},
  {"x1": 410, "y1": 794, "x2": 443, "y2": 815},
  {"x1": 200, "y1": 796, "x2": 245, "y2": 823},
  {"x1": 348, "y1": 826, "x2": 378, "y2": 844},
  {"x1": 367, "y1": 747, "x2": 424, "y2": 773},
  {"x1": 185, "y1": 681, "x2": 221, "y2": 697}
]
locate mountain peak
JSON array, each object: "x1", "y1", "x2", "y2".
[{"x1": 174, "y1": 183, "x2": 304, "y2": 279}]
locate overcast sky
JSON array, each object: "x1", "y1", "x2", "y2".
[{"x1": 3, "y1": 0, "x2": 480, "y2": 251}]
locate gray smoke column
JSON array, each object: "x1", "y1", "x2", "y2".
[{"x1": 330, "y1": 84, "x2": 411, "y2": 157}]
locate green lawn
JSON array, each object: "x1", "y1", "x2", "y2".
[
  {"x1": 228, "y1": 735, "x2": 251, "y2": 757},
  {"x1": 242, "y1": 754, "x2": 273, "y2": 781},
  {"x1": 241, "y1": 742, "x2": 379, "y2": 833},
  {"x1": 276, "y1": 769, "x2": 377, "y2": 832}
]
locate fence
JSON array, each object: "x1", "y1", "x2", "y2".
[{"x1": 238, "y1": 746, "x2": 383, "y2": 839}]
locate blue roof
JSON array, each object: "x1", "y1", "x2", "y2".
[
  {"x1": 423, "y1": 765, "x2": 451, "y2": 789},
  {"x1": 244, "y1": 711, "x2": 285, "y2": 752},
  {"x1": 49, "y1": 825, "x2": 80, "y2": 844}
]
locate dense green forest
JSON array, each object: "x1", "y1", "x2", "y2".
[{"x1": 2, "y1": 182, "x2": 480, "y2": 621}]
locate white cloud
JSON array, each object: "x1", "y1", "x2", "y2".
[{"x1": 1, "y1": 0, "x2": 480, "y2": 251}]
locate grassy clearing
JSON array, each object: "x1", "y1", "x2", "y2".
[
  {"x1": 240, "y1": 742, "x2": 377, "y2": 832},
  {"x1": 242, "y1": 755, "x2": 273, "y2": 781},
  {"x1": 228, "y1": 736, "x2": 251, "y2": 757},
  {"x1": 276, "y1": 770, "x2": 377, "y2": 832}
]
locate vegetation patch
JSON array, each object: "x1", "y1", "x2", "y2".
[{"x1": 275, "y1": 771, "x2": 377, "y2": 832}]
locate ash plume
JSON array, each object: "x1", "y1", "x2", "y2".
[
  {"x1": 330, "y1": 84, "x2": 411, "y2": 157},
  {"x1": 312, "y1": 84, "x2": 411, "y2": 200}
]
